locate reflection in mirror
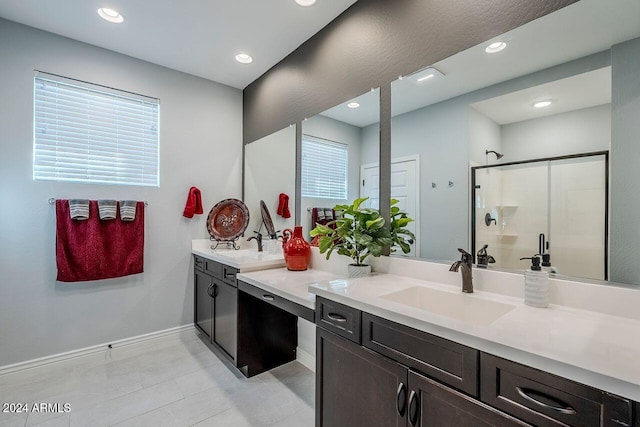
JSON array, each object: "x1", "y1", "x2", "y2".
[
  {"x1": 389, "y1": 0, "x2": 640, "y2": 285},
  {"x1": 244, "y1": 125, "x2": 296, "y2": 246},
  {"x1": 473, "y1": 153, "x2": 607, "y2": 281},
  {"x1": 301, "y1": 89, "x2": 380, "y2": 239}
]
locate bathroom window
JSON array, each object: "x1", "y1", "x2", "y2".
[
  {"x1": 33, "y1": 71, "x2": 160, "y2": 187},
  {"x1": 301, "y1": 135, "x2": 348, "y2": 199}
]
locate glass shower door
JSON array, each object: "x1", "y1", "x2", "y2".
[
  {"x1": 473, "y1": 153, "x2": 607, "y2": 280},
  {"x1": 474, "y1": 162, "x2": 549, "y2": 270},
  {"x1": 548, "y1": 155, "x2": 606, "y2": 280}
]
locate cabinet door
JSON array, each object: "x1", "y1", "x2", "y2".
[
  {"x1": 213, "y1": 279, "x2": 237, "y2": 361},
  {"x1": 316, "y1": 327, "x2": 407, "y2": 427},
  {"x1": 194, "y1": 270, "x2": 213, "y2": 339},
  {"x1": 408, "y1": 371, "x2": 529, "y2": 427}
]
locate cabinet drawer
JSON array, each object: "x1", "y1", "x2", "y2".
[
  {"x1": 204, "y1": 259, "x2": 222, "y2": 278},
  {"x1": 481, "y1": 353, "x2": 606, "y2": 426},
  {"x1": 316, "y1": 297, "x2": 361, "y2": 344},
  {"x1": 194, "y1": 255, "x2": 204, "y2": 272},
  {"x1": 410, "y1": 371, "x2": 529, "y2": 426},
  {"x1": 222, "y1": 265, "x2": 239, "y2": 287},
  {"x1": 238, "y1": 281, "x2": 314, "y2": 322},
  {"x1": 362, "y1": 313, "x2": 478, "y2": 396}
]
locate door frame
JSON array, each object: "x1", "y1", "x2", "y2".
[
  {"x1": 470, "y1": 150, "x2": 609, "y2": 279},
  {"x1": 361, "y1": 155, "x2": 420, "y2": 257}
]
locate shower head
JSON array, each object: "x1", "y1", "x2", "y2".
[{"x1": 485, "y1": 150, "x2": 504, "y2": 160}]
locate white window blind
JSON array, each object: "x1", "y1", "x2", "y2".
[
  {"x1": 301, "y1": 135, "x2": 348, "y2": 199},
  {"x1": 33, "y1": 72, "x2": 159, "y2": 187}
]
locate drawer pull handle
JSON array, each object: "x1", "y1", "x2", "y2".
[
  {"x1": 262, "y1": 294, "x2": 275, "y2": 301},
  {"x1": 207, "y1": 283, "x2": 214, "y2": 297},
  {"x1": 516, "y1": 387, "x2": 576, "y2": 415},
  {"x1": 225, "y1": 272, "x2": 235, "y2": 279},
  {"x1": 327, "y1": 313, "x2": 347, "y2": 323},
  {"x1": 408, "y1": 390, "x2": 419, "y2": 426},
  {"x1": 396, "y1": 382, "x2": 407, "y2": 417}
]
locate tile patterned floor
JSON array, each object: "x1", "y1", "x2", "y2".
[{"x1": 0, "y1": 330, "x2": 315, "y2": 427}]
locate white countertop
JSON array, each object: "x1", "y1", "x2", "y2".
[
  {"x1": 308, "y1": 273, "x2": 640, "y2": 401},
  {"x1": 238, "y1": 268, "x2": 344, "y2": 309},
  {"x1": 191, "y1": 239, "x2": 285, "y2": 271}
]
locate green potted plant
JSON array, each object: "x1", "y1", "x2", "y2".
[{"x1": 310, "y1": 197, "x2": 415, "y2": 277}]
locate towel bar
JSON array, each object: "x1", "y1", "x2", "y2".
[{"x1": 48, "y1": 198, "x2": 148, "y2": 206}]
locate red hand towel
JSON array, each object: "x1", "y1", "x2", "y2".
[
  {"x1": 277, "y1": 193, "x2": 291, "y2": 219},
  {"x1": 183, "y1": 187, "x2": 203, "y2": 218},
  {"x1": 56, "y1": 200, "x2": 144, "y2": 282}
]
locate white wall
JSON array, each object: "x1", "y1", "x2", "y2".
[
  {"x1": 301, "y1": 115, "x2": 362, "y2": 237},
  {"x1": 244, "y1": 126, "x2": 296, "y2": 242},
  {"x1": 501, "y1": 104, "x2": 610, "y2": 161},
  {"x1": 0, "y1": 19, "x2": 243, "y2": 366}
]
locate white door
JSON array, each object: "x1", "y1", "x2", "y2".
[
  {"x1": 360, "y1": 164, "x2": 380, "y2": 209},
  {"x1": 361, "y1": 156, "x2": 419, "y2": 257}
]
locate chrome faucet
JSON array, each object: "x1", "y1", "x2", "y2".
[
  {"x1": 247, "y1": 231, "x2": 263, "y2": 252},
  {"x1": 450, "y1": 248, "x2": 474, "y2": 293}
]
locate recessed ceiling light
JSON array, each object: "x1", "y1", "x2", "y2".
[
  {"x1": 295, "y1": 0, "x2": 317, "y2": 6},
  {"x1": 485, "y1": 41, "x2": 507, "y2": 54},
  {"x1": 533, "y1": 100, "x2": 552, "y2": 108},
  {"x1": 235, "y1": 53, "x2": 253, "y2": 64},
  {"x1": 347, "y1": 102, "x2": 360, "y2": 109},
  {"x1": 97, "y1": 8, "x2": 124, "y2": 24}
]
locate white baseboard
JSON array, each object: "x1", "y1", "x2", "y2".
[
  {"x1": 296, "y1": 347, "x2": 315, "y2": 372},
  {"x1": 0, "y1": 324, "x2": 194, "y2": 376}
]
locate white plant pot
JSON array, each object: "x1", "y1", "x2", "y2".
[{"x1": 347, "y1": 263, "x2": 371, "y2": 278}]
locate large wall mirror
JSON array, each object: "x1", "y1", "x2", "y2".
[
  {"x1": 300, "y1": 89, "x2": 380, "y2": 238},
  {"x1": 390, "y1": 0, "x2": 640, "y2": 285},
  {"x1": 244, "y1": 125, "x2": 296, "y2": 242}
]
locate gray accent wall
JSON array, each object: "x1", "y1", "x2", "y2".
[
  {"x1": 611, "y1": 37, "x2": 640, "y2": 284},
  {"x1": 0, "y1": 19, "x2": 243, "y2": 366},
  {"x1": 243, "y1": 0, "x2": 577, "y2": 144}
]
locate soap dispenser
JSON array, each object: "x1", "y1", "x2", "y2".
[{"x1": 520, "y1": 255, "x2": 549, "y2": 308}]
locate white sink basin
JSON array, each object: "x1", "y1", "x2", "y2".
[{"x1": 380, "y1": 286, "x2": 515, "y2": 326}]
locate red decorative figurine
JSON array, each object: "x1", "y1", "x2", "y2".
[{"x1": 282, "y1": 226, "x2": 311, "y2": 271}]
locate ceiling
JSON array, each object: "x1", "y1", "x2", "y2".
[
  {"x1": 470, "y1": 67, "x2": 611, "y2": 125},
  {"x1": 320, "y1": 0, "x2": 640, "y2": 127},
  {"x1": 0, "y1": 0, "x2": 357, "y2": 89}
]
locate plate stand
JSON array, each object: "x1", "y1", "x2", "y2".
[{"x1": 210, "y1": 236, "x2": 241, "y2": 250}]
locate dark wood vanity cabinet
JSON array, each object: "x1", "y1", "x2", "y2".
[
  {"x1": 315, "y1": 296, "x2": 638, "y2": 427},
  {"x1": 194, "y1": 269, "x2": 214, "y2": 338},
  {"x1": 316, "y1": 321, "x2": 525, "y2": 427},
  {"x1": 316, "y1": 327, "x2": 407, "y2": 427},
  {"x1": 193, "y1": 255, "x2": 300, "y2": 378},
  {"x1": 193, "y1": 255, "x2": 238, "y2": 362}
]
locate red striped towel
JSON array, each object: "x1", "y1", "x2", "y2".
[{"x1": 55, "y1": 200, "x2": 144, "y2": 282}]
